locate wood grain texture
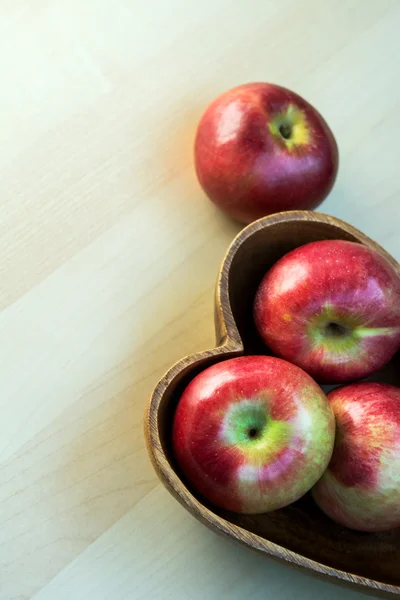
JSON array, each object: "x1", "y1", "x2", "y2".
[
  {"x1": 145, "y1": 212, "x2": 400, "y2": 598},
  {"x1": 0, "y1": 1, "x2": 399, "y2": 599}
]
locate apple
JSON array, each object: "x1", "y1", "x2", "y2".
[
  {"x1": 194, "y1": 82, "x2": 338, "y2": 224},
  {"x1": 254, "y1": 240, "x2": 400, "y2": 383},
  {"x1": 312, "y1": 382, "x2": 400, "y2": 532},
  {"x1": 172, "y1": 355, "x2": 335, "y2": 514}
]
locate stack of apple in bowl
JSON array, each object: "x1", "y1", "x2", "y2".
[
  {"x1": 146, "y1": 82, "x2": 400, "y2": 590},
  {"x1": 173, "y1": 236, "x2": 400, "y2": 533}
]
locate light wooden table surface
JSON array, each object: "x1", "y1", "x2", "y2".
[{"x1": 1, "y1": 1, "x2": 399, "y2": 599}]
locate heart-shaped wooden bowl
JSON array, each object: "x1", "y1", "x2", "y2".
[{"x1": 144, "y1": 211, "x2": 400, "y2": 597}]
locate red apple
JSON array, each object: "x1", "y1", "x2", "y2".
[
  {"x1": 194, "y1": 82, "x2": 338, "y2": 223},
  {"x1": 312, "y1": 382, "x2": 400, "y2": 532},
  {"x1": 254, "y1": 240, "x2": 400, "y2": 383},
  {"x1": 172, "y1": 355, "x2": 335, "y2": 514}
]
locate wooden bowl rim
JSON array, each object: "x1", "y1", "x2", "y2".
[{"x1": 144, "y1": 210, "x2": 400, "y2": 597}]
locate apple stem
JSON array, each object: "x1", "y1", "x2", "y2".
[
  {"x1": 279, "y1": 124, "x2": 292, "y2": 139},
  {"x1": 248, "y1": 427, "x2": 259, "y2": 439}
]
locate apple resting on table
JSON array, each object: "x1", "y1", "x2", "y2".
[
  {"x1": 194, "y1": 82, "x2": 338, "y2": 223},
  {"x1": 312, "y1": 382, "x2": 400, "y2": 532},
  {"x1": 254, "y1": 240, "x2": 400, "y2": 383},
  {"x1": 172, "y1": 356, "x2": 335, "y2": 514}
]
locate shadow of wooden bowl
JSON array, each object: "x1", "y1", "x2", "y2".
[{"x1": 144, "y1": 211, "x2": 400, "y2": 598}]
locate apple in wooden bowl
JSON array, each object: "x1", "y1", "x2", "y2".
[{"x1": 144, "y1": 211, "x2": 400, "y2": 597}]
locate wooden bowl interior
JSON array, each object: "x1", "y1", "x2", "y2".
[{"x1": 155, "y1": 217, "x2": 400, "y2": 589}]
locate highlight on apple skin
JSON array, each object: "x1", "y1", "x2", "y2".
[
  {"x1": 312, "y1": 382, "x2": 400, "y2": 532},
  {"x1": 254, "y1": 239, "x2": 400, "y2": 383},
  {"x1": 172, "y1": 355, "x2": 335, "y2": 514},
  {"x1": 194, "y1": 82, "x2": 338, "y2": 224}
]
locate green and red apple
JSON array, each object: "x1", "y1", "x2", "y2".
[
  {"x1": 254, "y1": 240, "x2": 400, "y2": 383},
  {"x1": 172, "y1": 356, "x2": 335, "y2": 514},
  {"x1": 194, "y1": 82, "x2": 338, "y2": 223},
  {"x1": 312, "y1": 382, "x2": 400, "y2": 532}
]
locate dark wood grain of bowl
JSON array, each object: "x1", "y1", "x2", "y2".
[{"x1": 144, "y1": 211, "x2": 400, "y2": 597}]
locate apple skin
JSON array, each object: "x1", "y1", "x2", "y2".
[
  {"x1": 312, "y1": 382, "x2": 400, "y2": 532},
  {"x1": 194, "y1": 82, "x2": 338, "y2": 224},
  {"x1": 254, "y1": 240, "x2": 400, "y2": 383},
  {"x1": 172, "y1": 355, "x2": 335, "y2": 514}
]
